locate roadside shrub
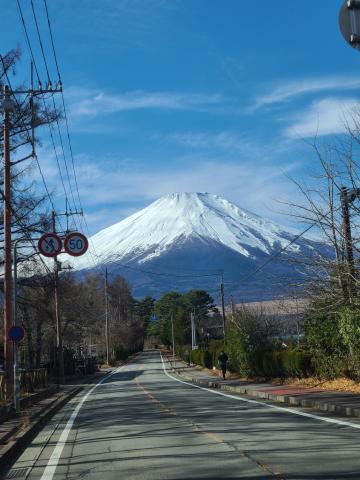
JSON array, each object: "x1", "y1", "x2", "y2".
[
  {"x1": 203, "y1": 350, "x2": 213, "y2": 369},
  {"x1": 338, "y1": 307, "x2": 360, "y2": 380},
  {"x1": 304, "y1": 310, "x2": 346, "y2": 379},
  {"x1": 114, "y1": 345, "x2": 130, "y2": 361},
  {"x1": 190, "y1": 349, "x2": 203, "y2": 366}
]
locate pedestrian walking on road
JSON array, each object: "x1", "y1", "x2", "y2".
[{"x1": 218, "y1": 351, "x2": 228, "y2": 380}]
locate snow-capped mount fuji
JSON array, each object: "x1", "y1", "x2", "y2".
[{"x1": 69, "y1": 193, "x2": 324, "y2": 300}]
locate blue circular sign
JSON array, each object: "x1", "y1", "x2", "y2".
[{"x1": 8, "y1": 326, "x2": 25, "y2": 342}]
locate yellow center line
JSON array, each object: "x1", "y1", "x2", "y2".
[{"x1": 133, "y1": 371, "x2": 285, "y2": 479}]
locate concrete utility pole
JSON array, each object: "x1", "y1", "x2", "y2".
[
  {"x1": 105, "y1": 268, "x2": 110, "y2": 365},
  {"x1": 171, "y1": 313, "x2": 175, "y2": 366},
  {"x1": 230, "y1": 296, "x2": 235, "y2": 323},
  {"x1": 3, "y1": 85, "x2": 14, "y2": 399},
  {"x1": 220, "y1": 272, "x2": 226, "y2": 342},
  {"x1": 340, "y1": 187, "x2": 359, "y2": 302},
  {"x1": 190, "y1": 311, "x2": 197, "y2": 350}
]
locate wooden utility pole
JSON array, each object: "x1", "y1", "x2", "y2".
[
  {"x1": 105, "y1": 268, "x2": 109, "y2": 365},
  {"x1": 3, "y1": 85, "x2": 14, "y2": 399},
  {"x1": 1, "y1": 72, "x2": 62, "y2": 395}
]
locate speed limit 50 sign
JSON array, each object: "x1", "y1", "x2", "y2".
[{"x1": 64, "y1": 232, "x2": 88, "y2": 257}]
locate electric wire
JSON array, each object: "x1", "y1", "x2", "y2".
[
  {"x1": 43, "y1": 0, "x2": 61, "y2": 81},
  {"x1": 15, "y1": 0, "x2": 41, "y2": 85},
  {"x1": 30, "y1": 0, "x2": 51, "y2": 83},
  {"x1": 107, "y1": 263, "x2": 220, "y2": 278},
  {"x1": 238, "y1": 207, "x2": 340, "y2": 285},
  {"x1": 14, "y1": 1, "x2": 79, "y2": 231},
  {"x1": 42, "y1": 0, "x2": 92, "y2": 237},
  {"x1": 41, "y1": 0, "x2": 120, "y2": 274},
  {"x1": 38, "y1": 0, "x2": 334, "y2": 291},
  {"x1": 28, "y1": 0, "x2": 79, "y2": 221}
]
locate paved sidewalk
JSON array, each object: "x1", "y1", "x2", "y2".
[
  {"x1": 164, "y1": 355, "x2": 360, "y2": 419},
  {"x1": 0, "y1": 368, "x2": 112, "y2": 476}
]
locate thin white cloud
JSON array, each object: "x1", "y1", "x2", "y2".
[
  {"x1": 253, "y1": 77, "x2": 360, "y2": 110},
  {"x1": 69, "y1": 89, "x2": 226, "y2": 117},
  {"x1": 165, "y1": 131, "x2": 255, "y2": 154},
  {"x1": 284, "y1": 97, "x2": 360, "y2": 139},
  {"x1": 68, "y1": 157, "x2": 299, "y2": 233}
]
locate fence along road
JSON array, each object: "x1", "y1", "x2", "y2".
[{"x1": 6, "y1": 350, "x2": 360, "y2": 479}]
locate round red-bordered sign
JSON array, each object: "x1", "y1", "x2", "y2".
[
  {"x1": 38, "y1": 233, "x2": 62, "y2": 257},
  {"x1": 64, "y1": 232, "x2": 88, "y2": 257}
]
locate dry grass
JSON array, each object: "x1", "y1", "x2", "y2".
[
  {"x1": 201, "y1": 365, "x2": 360, "y2": 393},
  {"x1": 277, "y1": 377, "x2": 360, "y2": 393}
]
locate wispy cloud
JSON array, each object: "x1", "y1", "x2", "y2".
[
  {"x1": 283, "y1": 97, "x2": 360, "y2": 139},
  {"x1": 69, "y1": 89, "x2": 226, "y2": 117},
  {"x1": 166, "y1": 131, "x2": 247, "y2": 150},
  {"x1": 253, "y1": 77, "x2": 360, "y2": 110},
  {"x1": 66, "y1": 156, "x2": 299, "y2": 232},
  {"x1": 164, "y1": 131, "x2": 254, "y2": 154}
]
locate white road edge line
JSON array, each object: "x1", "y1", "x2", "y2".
[
  {"x1": 160, "y1": 352, "x2": 360, "y2": 431},
  {"x1": 40, "y1": 366, "x2": 125, "y2": 480}
]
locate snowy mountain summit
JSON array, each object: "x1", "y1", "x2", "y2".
[
  {"x1": 73, "y1": 192, "x2": 298, "y2": 269},
  {"x1": 70, "y1": 192, "x2": 321, "y2": 300}
]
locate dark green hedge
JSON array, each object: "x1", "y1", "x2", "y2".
[{"x1": 177, "y1": 343, "x2": 313, "y2": 378}]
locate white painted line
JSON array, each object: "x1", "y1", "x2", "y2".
[
  {"x1": 160, "y1": 353, "x2": 360, "y2": 431},
  {"x1": 40, "y1": 366, "x2": 124, "y2": 480}
]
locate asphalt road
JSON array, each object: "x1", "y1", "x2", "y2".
[{"x1": 6, "y1": 351, "x2": 360, "y2": 479}]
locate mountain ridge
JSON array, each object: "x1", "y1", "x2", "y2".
[
  {"x1": 70, "y1": 192, "x2": 303, "y2": 270},
  {"x1": 65, "y1": 192, "x2": 323, "y2": 300}
]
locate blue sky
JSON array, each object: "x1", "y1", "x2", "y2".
[{"x1": 2, "y1": 0, "x2": 360, "y2": 234}]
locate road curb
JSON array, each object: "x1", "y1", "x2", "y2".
[{"x1": 168, "y1": 362, "x2": 360, "y2": 420}]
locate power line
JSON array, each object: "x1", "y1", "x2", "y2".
[
  {"x1": 107, "y1": 263, "x2": 220, "y2": 279},
  {"x1": 42, "y1": 0, "x2": 88, "y2": 234},
  {"x1": 13, "y1": 1, "x2": 78, "y2": 230},
  {"x1": 238, "y1": 209, "x2": 338, "y2": 285},
  {"x1": 0, "y1": 188, "x2": 53, "y2": 276},
  {"x1": 43, "y1": 0, "x2": 61, "y2": 82},
  {"x1": 15, "y1": 0, "x2": 41, "y2": 85},
  {"x1": 27, "y1": 0, "x2": 79, "y2": 218},
  {"x1": 41, "y1": 0, "x2": 119, "y2": 273},
  {"x1": 30, "y1": 0, "x2": 51, "y2": 83}
]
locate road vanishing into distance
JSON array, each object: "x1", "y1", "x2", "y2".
[{"x1": 7, "y1": 351, "x2": 360, "y2": 479}]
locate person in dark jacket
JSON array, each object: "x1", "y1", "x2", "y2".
[{"x1": 218, "y1": 351, "x2": 228, "y2": 380}]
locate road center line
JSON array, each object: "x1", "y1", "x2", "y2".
[
  {"x1": 160, "y1": 352, "x2": 360, "y2": 431},
  {"x1": 40, "y1": 366, "x2": 124, "y2": 480}
]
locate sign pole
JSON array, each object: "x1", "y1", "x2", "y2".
[{"x1": 52, "y1": 212, "x2": 65, "y2": 385}]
